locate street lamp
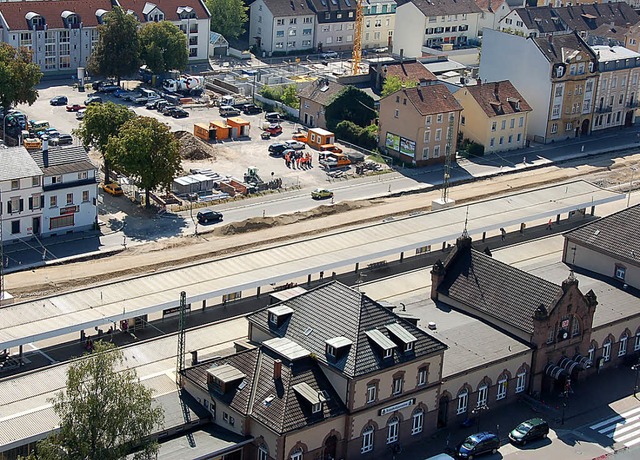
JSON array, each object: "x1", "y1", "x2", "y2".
[
  {"x1": 471, "y1": 403, "x2": 489, "y2": 432},
  {"x1": 627, "y1": 166, "x2": 638, "y2": 208},
  {"x1": 560, "y1": 377, "x2": 571, "y2": 425},
  {"x1": 632, "y1": 362, "x2": 640, "y2": 398}
]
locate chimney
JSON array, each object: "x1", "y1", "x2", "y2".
[
  {"x1": 273, "y1": 359, "x2": 282, "y2": 380},
  {"x1": 191, "y1": 350, "x2": 198, "y2": 365},
  {"x1": 42, "y1": 136, "x2": 49, "y2": 168},
  {"x1": 494, "y1": 81, "x2": 499, "y2": 99},
  {"x1": 399, "y1": 48, "x2": 404, "y2": 65},
  {"x1": 419, "y1": 78, "x2": 428, "y2": 87},
  {"x1": 430, "y1": 260, "x2": 445, "y2": 300},
  {"x1": 548, "y1": 34, "x2": 553, "y2": 44}
]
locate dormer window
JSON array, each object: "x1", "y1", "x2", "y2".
[
  {"x1": 95, "y1": 9, "x2": 108, "y2": 24},
  {"x1": 293, "y1": 382, "x2": 327, "y2": 415},
  {"x1": 365, "y1": 329, "x2": 396, "y2": 358},
  {"x1": 385, "y1": 322, "x2": 417, "y2": 354},
  {"x1": 267, "y1": 305, "x2": 294, "y2": 328},
  {"x1": 25, "y1": 12, "x2": 45, "y2": 30},
  {"x1": 177, "y1": 6, "x2": 197, "y2": 19},
  {"x1": 383, "y1": 348, "x2": 393, "y2": 358},
  {"x1": 325, "y1": 336, "x2": 352, "y2": 360},
  {"x1": 326, "y1": 344, "x2": 336, "y2": 357},
  {"x1": 206, "y1": 363, "x2": 246, "y2": 394},
  {"x1": 312, "y1": 402, "x2": 322, "y2": 413},
  {"x1": 143, "y1": 3, "x2": 165, "y2": 22},
  {"x1": 405, "y1": 341, "x2": 414, "y2": 352},
  {"x1": 62, "y1": 11, "x2": 81, "y2": 28}
]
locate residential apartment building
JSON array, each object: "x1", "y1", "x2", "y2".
[
  {"x1": 308, "y1": 0, "x2": 357, "y2": 53},
  {"x1": 29, "y1": 144, "x2": 98, "y2": 237},
  {"x1": 370, "y1": 58, "x2": 437, "y2": 92},
  {"x1": 591, "y1": 45, "x2": 640, "y2": 131},
  {"x1": 249, "y1": 0, "x2": 316, "y2": 55},
  {"x1": 0, "y1": 147, "x2": 43, "y2": 243},
  {"x1": 476, "y1": 0, "x2": 513, "y2": 34},
  {"x1": 362, "y1": 0, "x2": 396, "y2": 50},
  {"x1": 454, "y1": 80, "x2": 532, "y2": 153},
  {"x1": 0, "y1": 0, "x2": 210, "y2": 75},
  {"x1": 393, "y1": 0, "x2": 483, "y2": 58},
  {"x1": 298, "y1": 78, "x2": 344, "y2": 128},
  {"x1": 181, "y1": 281, "x2": 448, "y2": 459},
  {"x1": 378, "y1": 81, "x2": 462, "y2": 166},
  {"x1": 480, "y1": 29, "x2": 598, "y2": 143}
]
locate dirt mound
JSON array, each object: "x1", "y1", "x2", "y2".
[
  {"x1": 174, "y1": 130, "x2": 216, "y2": 161},
  {"x1": 216, "y1": 200, "x2": 373, "y2": 236}
]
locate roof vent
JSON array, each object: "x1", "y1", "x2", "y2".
[
  {"x1": 428, "y1": 321, "x2": 437, "y2": 330},
  {"x1": 263, "y1": 394, "x2": 276, "y2": 406}
]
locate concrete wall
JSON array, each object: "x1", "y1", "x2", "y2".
[
  {"x1": 564, "y1": 243, "x2": 640, "y2": 291},
  {"x1": 391, "y1": 3, "x2": 424, "y2": 58},
  {"x1": 480, "y1": 28, "x2": 552, "y2": 141}
]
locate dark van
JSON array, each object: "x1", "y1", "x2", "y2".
[
  {"x1": 509, "y1": 418, "x2": 549, "y2": 445},
  {"x1": 457, "y1": 432, "x2": 500, "y2": 458}
]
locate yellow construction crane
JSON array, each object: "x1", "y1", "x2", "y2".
[{"x1": 352, "y1": 0, "x2": 364, "y2": 75}]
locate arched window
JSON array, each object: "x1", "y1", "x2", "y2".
[
  {"x1": 290, "y1": 447, "x2": 303, "y2": 460},
  {"x1": 456, "y1": 389, "x2": 468, "y2": 414},
  {"x1": 603, "y1": 338, "x2": 612, "y2": 362},
  {"x1": 619, "y1": 333, "x2": 628, "y2": 357},
  {"x1": 571, "y1": 315, "x2": 581, "y2": 337},
  {"x1": 411, "y1": 409, "x2": 424, "y2": 435},
  {"x1": 361, "y1": 426, "x2": 374, "y2": 453},
  {"x1": 496, "y1": 375, "x2": 508, "y2": 400},
  {"x1": 258, "y1": 444, "x2": 269, "y2": 460},
  {"x1": 386, "y1": 417, "x2": 399, "y2": 444}
]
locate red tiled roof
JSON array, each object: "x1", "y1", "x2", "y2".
[
  {"x1": 116, "y1": 0, "x2": 210, "y2": 22},
  {"x1": 400, "y1": 83, "x2": 462, "y2": 116},
  {"x1": 0, "y1": 0, "x2": 114, "y2": 30},
  {"x1": 463, "y1": 80, "x2": 532, "y2": 118},
  {"x1": 383, "y1": 61, "x2": 437, "y2": 83},
  {"x1": 475, "y1": 0, "x2": 506, "y2": 13}
]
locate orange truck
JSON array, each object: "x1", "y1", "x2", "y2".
[{"x1": 319, "y1": 152, "x2": 351, "y2": 168}]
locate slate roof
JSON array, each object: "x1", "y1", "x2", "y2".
[
  {"x1": 247, "y1": 282, "x2": 447, "y2": 378},
  {"x1": 0, "y1": 147, "x2": 42, "y2": 182},
  {"x1": 305, "y1": 0, "x2": 356, "y2": 13},
  {"x1": 263, "y1": 0, "x2": 314, "y2": 17},
  {"x1": 0, "y1": 0, "x2": 114, "y2": 30},
  {"x1": 555, "y1": 3, "x2": 639, "y2": 32},
  {"x1": 29, "y1": 146, "x2": 95, "y2": 176},
  {"x1": 563, "y1": 204, "x2": 640, "y2": 268},
  {"x1": 182, "y1": 347, "x2": 346, "y2": 435},
  {"x1": 590, "y1": 23, "x2": 628, "y2": 45},
  {"x1": 532, "y1": 31, "x2": 596, "y2": 65},
  {"x1": 382, "y1": 61, "x2": 437, "y2": 83},
  {"x1": 393, "y1": 83, "x2": 462, "y2": 117},
  {"x1": 436, "y1": 238, "x2": 563, "y2": 335},
  {"x1": 298, "y1": 80, "x2": 345, "y2": 107},
  {"x1": 462, "y1": 80, "x2": 532, "y2": 118},
  {"x1": 401, "y1": 0, "x2": 482, "y2": 16},
  {"x1": 510, "y1": 7, "x2": 567, "y2": 34},
  {"x1": 116, "y1": 0, "x2": 210, "y2": 22}
]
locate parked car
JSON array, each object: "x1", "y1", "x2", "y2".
[
  {"x1": 66, "y1": 104, "x2": 86, "y2": 112},
  {"x1": 197, "y1": 209, "x2": 223, "y2": 224},
  {"x1": 265, "y1": 112, "x2": 281, "y2": 123},
  {"x1": 456, "y1": 432, "x2": 500, "y2": 459},
  {"x1": 113, "y1": 88, "x2": 129, "y2": 98},
  {"x1": 171, "y1": 108, "x2": 189, "y2": 118},
  {"x1": 285, "y1": 140, "x2": 306, "y2": 150},
  {"x1": 320, "y1": 144, "x2": 343, "y2": 154},
  {"x1": 321, "y1": 51, "x2": 338, "y2": 59},
  {"x1": 102, "y1": 182, "x2": 124, "y2": 196},
  {"x1": 265, "y1": 124, "x2": 282, "y2": 135},
  {"x1": 146, "y1": 100, "x2": 160, "y2": 110},
  {"x1": 156, "y1": 100, "x2": 171, "y2": 112},
  {"x1": 292, "y1": 133, "x2": 307, "y2": 143},
  {"x1": 98, "y1": 84, "x2": 120, "y2": 93},
  {"x1": 161, "y1": 105, "x2": 177, "y2": 116},
  {"x1": 76, "y1": 109, "x2": 86, "y2": 120},
  {"x1": 50, "y1": 134, "x2": 73, "y2": 146},
  {"x1": 219, "y1": 105, "x2": 241, "y2": 117},
  {"x1": 85, "y1": 96, "x2": 103, "y2": 105},
  {"x1": 39, "y1": 130, "x2": 59, "y2": 139},
  {"x1": 242, "y1": 104, "x2": 262, "y2": 115},
  {"x1": 50, "y1": 96, "x2": 68, "y2": 106},
  {"x1": 268, "y1": 142, "x2": 288, "y2": 154},
  {"x1": 509, "y1": 418, "x2": 549, "y2": 445},
  {"x1": 311, "y1": 188, "x2": 333, "y2": 200}
]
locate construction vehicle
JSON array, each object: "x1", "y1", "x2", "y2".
[
  {"x1": 243, "y1": 167, "x2": 264, "y2": 187},
  {"x1": 23, "y1": 137, "x2": 42, "y2": 150},
  {"x1": 319, "y1": 152, "x2": 351, "y2": 169},
  {"x1": 162, "y1": 75, "x2": 204, "y2": 95},
  {"x1": 352, "y1": 0, "x2": 364, "y2": 75}
]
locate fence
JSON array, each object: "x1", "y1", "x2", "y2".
[{"x1": 254, "y1": 94, "x2": 300, "y2": 119}]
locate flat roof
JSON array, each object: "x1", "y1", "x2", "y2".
[
  {"x1": 325, "y1": 336, "x2": 352, "y2": 348},
  {"x1": 207, "y1": 363, "x2": 246, "y2": 383},
  {"x1": 267, "y1": 305, "x2": 294, "y2": 317},
  {"x1": 263, "y1": 337, "x2": 310, "y2": 361},
  {"x1": 293, "y1": 382, "x2": 326, "y2": 404},
  {"x1": 365, "y1": 329, "x2": 397, "y2": 350},
  {"x1": 152, "y1": 424, "x2": 252, "y2": 460},
  {"x1": 386, "y1": 322, "x2": 417, "y2": 344},
  {"x1": 309, "y1": 127, "x2": 333, "y2": 136},
  {"x1": 0, "y1": 180, "x2": 623, "y2": 350}
]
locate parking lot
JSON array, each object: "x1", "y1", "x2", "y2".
[{"x1": 16, "y1": 80, "x2": 360, "y2": 191}]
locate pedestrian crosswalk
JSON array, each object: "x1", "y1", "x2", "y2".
[{"x1": 590, "y1": 406, "x2": 640, "y2": 448}]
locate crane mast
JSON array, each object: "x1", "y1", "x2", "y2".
[{"x1": 352, "y1": 0, "x2": 364, "y2": 75}]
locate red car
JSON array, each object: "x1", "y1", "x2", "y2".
[
  {"x1": 66, "y1": 104, "x2": 86, "y2": 112},
  {"x1": 265, "y1": 124, "x2": 282, "y2": 135}
]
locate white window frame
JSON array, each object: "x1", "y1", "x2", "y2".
[
  {"x1": 619, "y1": 335, "x2": 628, "y2": 356},
  {"x1": 393, "y1": 377, "x2": 403, "y2": 395},
  {"x1": 615, "y1": 265, "x2": 626, "y2": 280},
  {"x1": 588, "y1": 346, "x2": 595, "y2": 364},
  {"x1": 603, "y1": 341, "x2": 612, "y2": 362},
  {"x1": 635, "y1": 333, "x2": 640, "y2": 352},
  {"x1": 259, "y1": 445, "x2": 269, "y2": 460},
  {"x1": 496, "y1": 379, "x2": 507, "y2": 400},
  {"x1": 418, "y1": 367, "x2": 427, "y2": 386},
  {"x1": 361, "y1": 427, "x2": 374, "y2": 453},
  {"x1": 456, "y1": 391, "x2": 468, "y2": 415},
  {"x1": 477, "y1": 385, "x2": 488, "y2": 406},
  {"x1": 411, "y1": 410, "x2": 424, "y2": 435},
  {"x1": 515, "y1": 372, "x2": 526, "y2": 393},
  {"x1": 291, "y1": 449, "x2": 303, "y2": 460},
  {"x1": 367, "y1": 384, "x2": 376, "y2": 403},
  {"x1": 387, "y1": 418, "x2": 399, "y2": 444}
]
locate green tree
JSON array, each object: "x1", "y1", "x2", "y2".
[
  {"x1": 87, "y1": 7, "x2": 140, "y2": 84},
  {"x1": 206, "y1": 0, "x2": 248, "y2": 40},
  {"x1": 281, "y1": 85, "x2": 300, "y2": 109},
  {"x1": 0, "y1": 42, "x2": 42, "y2": 111},
  {"x1": 381, "y1": 75, "x2": 417, "y2": 97},
  {"x1": 75, "y1": 102, "x2": 136, "y2": 184},
  {"x1": 106, "y1": 117, "x2": 182, "y2": 208},
  {"x1": 325, "y1": 86, "x2": 376, "y2": 131},
  {"x1": 37, "y1": 342, "x2": 163, "y2": 460},
  {"x1": 139, "y1": 21, "x2": 188, "y2": 74}
]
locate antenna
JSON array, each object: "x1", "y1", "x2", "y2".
[{"x1": 176, "y1": 291, "x2": 187, "y2": 386}]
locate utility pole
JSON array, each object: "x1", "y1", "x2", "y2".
[
  {"x1": 441, "y1": 114, "x2": 455, "y2": 203},
  {"x1": 0, "y1": 187, "x2": 4, "y2": 303},
  {"x1": 176, "y1": 291, "x2": 187, "y2": 386}
]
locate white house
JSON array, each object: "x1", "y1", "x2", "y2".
[
  {"x1": 362, "y1": 0, "x2": 397, "y2": 51},
  {"x1": 249, "y1": 0, "x2": 317, "y2": 55},
  {"x1": 29, "y1": 144, "x2": 98, "y2": 237},
  {"x1": 0, "y1": 147, "x2": 44, "y2": 243},
  {"x1": 393, "y1": 0, "x2": 483, "y2": 58},
  {"x1": 476, "y1": 0, "x2": 513, "y2": 34}
]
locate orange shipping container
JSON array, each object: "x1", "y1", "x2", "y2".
[{"x1": 210, "y1": 120, "x2": 230, "y2": 140}]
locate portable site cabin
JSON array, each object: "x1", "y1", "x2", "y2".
[
  {"x1": 226, "y1": 117, "x2": 251, "y2": 138},
  {"x1": 307, "y1": 128, "x2": 335, "y2": 149},
  {"x1": 210, "y1": 120, "x2": 230, "y2": 140},
  {"x1": 194, "y1": 123, "x2": 215, "y2": 141},
  {"x1": 172, "y1": 174, "x2": 215, "y2": 195}
]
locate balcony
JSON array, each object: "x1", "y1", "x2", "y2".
[{"x1": 595, "y1": 105, "x2": 612, "y2": 114}]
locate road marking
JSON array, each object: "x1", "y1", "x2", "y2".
[
  {"x1": 589, "y1": 406, "x2": 640, "y2": 430},
  {"x1": 590, "y1": 405, "x2": 640, "y2": 448},
  {"x1": 27, "y1": 343, "x2": 56, "y2": 364}
]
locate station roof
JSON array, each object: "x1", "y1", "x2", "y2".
[{"x1": 0, "y1": 180, "x2": 623, "y2": 350}]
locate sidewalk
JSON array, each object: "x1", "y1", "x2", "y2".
[{"x1": 402, "y1": 366, "x2": 639, "y2": 459}]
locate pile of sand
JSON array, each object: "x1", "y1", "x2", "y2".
[{"x1": 174, "y1": 130, "x2": 216, "y2": 161}]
